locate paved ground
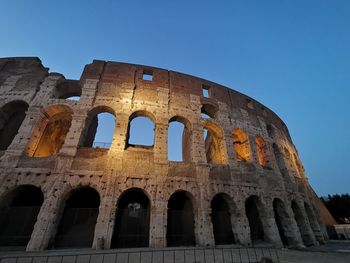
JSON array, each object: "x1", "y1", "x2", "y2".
[
  {"x1": 279, "y1": 249, "x2": 350, "y2": 263},
  {"x1": 279, "y1": 241, "x2": 350, "y2": 263},
  {"x1": 0, "y1": 241, "x2": 350, "y2": 263}
]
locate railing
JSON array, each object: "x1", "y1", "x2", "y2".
[
  {"x1": 0, "y1": 246, "x2": 280, "y2": 263},
  {"x1": 334, "y1": 224, "x2": 350, "y2": 240},
  {"x1": 0, "y1": 206, "x2": 41, "y2": 247},
  {"x1": 92, "y1": 142, "x2": 112, "y2": 148}
]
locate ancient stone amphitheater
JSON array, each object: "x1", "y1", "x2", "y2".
[{"x1": 0, "y1": 57, "x2": 329, "y2": 252}]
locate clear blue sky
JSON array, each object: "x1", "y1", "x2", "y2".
[{"x1": 1, "y1": 0, "x2": 349, "y2": 196}]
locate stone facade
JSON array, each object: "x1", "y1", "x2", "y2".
[{"x1": 0, "y1": 57, "x2": 329, "y2": 251}]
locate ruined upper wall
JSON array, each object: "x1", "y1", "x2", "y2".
[
  {"x1": 81, "y1": 60, "x2": 292, "y2": 142},
  {"x1": 0, "y1": 57, "x2": 48, "y2": 81}
]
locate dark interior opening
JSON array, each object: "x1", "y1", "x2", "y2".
[
  {"x1": 111, "y1": 189, "x2": 150, "y2": 248},
  {"x1": 211, "y1": 195, "x2": 235, "y2": 245},
  {"x1": 0, "y1": 185, "x2": 43, "y2": 247},
  {"x1": 167, "y1": 191, "x2": 195, "y2": 247},
  {"x1": 0, "y1": 101, "x2": 28, "y2": 151},
  {"x1": 245, "y1": 196, "x2": 264, "y2": 243},
  {"x1": 53, "y1": 188, "x2": 100, "y2": 249},
  {"x1": 201, "y1": 103, "x2": 217, "y2": 119}
]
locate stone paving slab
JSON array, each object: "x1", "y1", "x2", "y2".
[{"x1": 0, "y1": 247, "x2": 280, "y2": 263}]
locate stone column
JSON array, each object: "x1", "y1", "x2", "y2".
[
  {"x1": 195, "y1": 206, "x2": 215, "y2": 247},
  {"x1": 293, "y1": 199, "x2": 318, "y2": 246},
  {"x1": 26, "y1": 180, "x2": 65, "y2": 251},
  {"x1": 231, "y1": 200, "x2": 251, "y2": 246},
  {"x1": 260, "y1": 202, "x2": 284, "y2": 247},
  {"x1": 59, "y1": 112, "x2": 87, "y2": 157},
  {"x1": 195, "y1": 184, "x2": 215, "y2": 247},
  {"x1": 224, "y1": 130, "x2": 237, "y2": 167},
  {"x1": 109, "y1": 113, "x2": 129, "y2": 154},
  {"x1": 149, "y1": 200, "x2": 167, "y2": 248},
  {"x1": 0, "y1": 107, "x2": 43, "y2": 167},
  {"x1": 304, "y1": 203, "x2": 325, "y2": 244},
  {"x1": 79, "y1": 79, "x2": 99, "y2": 108},
  {"x1": 92, "y1": 182, "x2": 115, "y2": 249},
  {"x1": 154, "y1": 121, "x2": 168, "y2": 164},
  {"x1": 31, "y1": 74, "x2": 63, "y2": 106},
  {"x1": 249, "y1": 135, "x2": 259, "y2": 165},
  {"x1": 192, "y1": 124, "x2": 207, "y2": 164},
  {"x1": 308, "y1": 195, "x2": 329, "y2": 241},
  {"x1": 284, "y1": 203, "x2": 304, "y2": 248}
]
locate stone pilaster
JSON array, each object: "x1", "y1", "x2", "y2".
[{"x1": 149, "y1": 200, "x2": 167, "y2": 248}]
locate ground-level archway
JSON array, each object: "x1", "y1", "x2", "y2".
[
  {"x1": 273, "y1": 198, "x2": 290, "y2": 246},
  {"x1": 111, "y1": 188, "x2": 150, "y2": 248},
  {"x1": 167, "y1": 191, "x2": 195, "y2": 247},
  {"x1": 0, "y1": 185, "x2": 43, "y2": 248},
  {"x1": 245, "y1": 195, "x2": 265, "y2": 244},
  {"x1": 211, "y1": 193, "x2": 235, "y2": 245},
  {"x1": 53, "y1": 187, "x2": 100, "y2": 248}
]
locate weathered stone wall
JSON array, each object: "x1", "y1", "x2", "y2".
[{"x1": 0, "y1": 57, "x2": 329, "y2": 251}]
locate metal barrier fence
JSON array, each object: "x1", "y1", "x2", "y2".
[{"x1": 0, "y1": 247, "x2": 280, "y2": 263}]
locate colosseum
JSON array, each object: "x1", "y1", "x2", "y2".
[{"x1": 0, "y1": 57, "x2": 330, "y2": 252}]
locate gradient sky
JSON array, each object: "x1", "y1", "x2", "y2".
[{"x1": 1, "y1": 0, "x2": 349, "y2": 196}]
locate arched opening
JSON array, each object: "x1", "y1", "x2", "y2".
[
  {"x1": 0, "y1": 185, "x2": 43, "y2": 248},
  {"x1": 127, "y1": 111, "x2": 155, "y2": 148},
  {"x1": 211, "y1": 194, "x2": 235, "y2": 245},
  {"x1": 291, "y1": 200, "x2": 313, "y2": 246},
  {"x1": 245, "y1": 195, "x2": 264, "y2": 244},
  {"x1": 0, "y1": 101, "x2": 28, "y2": 151},
  {"x1": 26, "y1": 105, "x2": 73, "y2": 157},
  {"x1": 255, "y1": 136, "x2": 271, "y2": 168},
  {"x1": 204, "y1": 122, "x2": 228, "y2": 165},
  {"x1": 232, "y1": 129, "x2": 251, "y2": 162},
  {"x1": 53, "y1": 187, "x2": 100, "y2": 248},
  {"x1": 168, "y1": 116, "x2": 191, "y2": 162},
  {"x1": 79, "y1": 107, "x2": 116, "y2": 149},
  {"x1": 111, "y1": 189, "x2": 150, "y2": 248},
  {"x1": 273, "y1": 198, "x2": 290, "y2": 246},
  {"x1": 201, "y1": 103, "x2": 217, "y2": 119},
  {"x1": 53, "y1": 80, "x2": 82, "y2": 101},
  {"x1": 167, "y1": 191, "x2": 195, "y2": 247}
]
